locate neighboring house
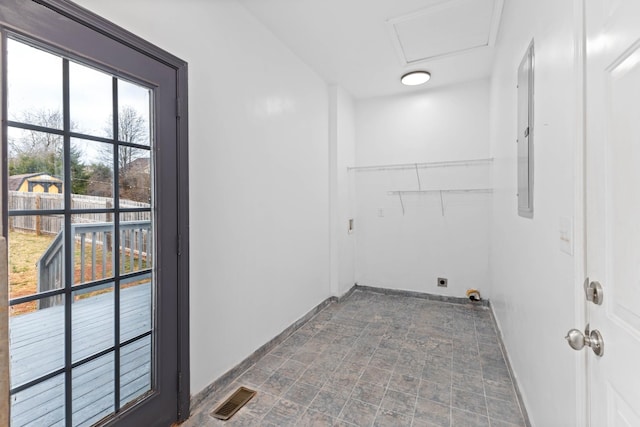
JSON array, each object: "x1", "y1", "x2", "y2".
[
  {"x1": 123, "y1": 157, "x2": 150, "y2": 174},
  {"x1": 8, "y1": 173, "x2": 63, "y2": 194}
]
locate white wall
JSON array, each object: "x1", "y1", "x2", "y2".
[
  {"x1": 354, "y1": 80, "x2": 492, "y2": 298},
  {"x1": 329, "y1": 86, "x2": 357, "y2": 297},
  {"x1": 75, "y1": 0, "x2": 331, "y2": 396},
  {"x1": 489, "y1": 0, "x2": 580, "y2": 425}
]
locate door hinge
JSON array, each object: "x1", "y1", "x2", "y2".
[
  {"x1": 177, "y1": 234, "x2": 182, "y2": 256},
  {"x1": 177, "y1": 371, "x2": 183, "y2": 393},
  {"x1": 176, "y1": 97, "x2": 182, "y2": 118}
]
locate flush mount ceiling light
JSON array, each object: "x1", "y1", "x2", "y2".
[{"x1": 401, "y1": 70, "x2": 431, "y2": 86}]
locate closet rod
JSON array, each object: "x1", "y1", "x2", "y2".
[
  {"x1": 348, "y1": 158, "x2": 493, "y2": 172},
  {"x1": 387, "y1": 188, "x2": 493, "y2": 195}
]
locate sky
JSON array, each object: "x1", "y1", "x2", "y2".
[{"x1": 6, "y1": 37, "x2": 152, "y2": 165}]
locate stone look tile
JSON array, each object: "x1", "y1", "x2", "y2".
[
  {"x1": 418, "y1": 379, "x2": 451, "y2": 405},
  {"x1": 324, "y1": 368, "x2": 361, "y2": 393},
  {"x1": 298, "y1": 365, "x2": 331, "y2": 387},
  {"x1": 400, "y1": 338, "x2": 428, "y2": 355},
  {"x1": 453, "y1": 358, "x2": 482, "y2": 373},
  {"x1": 360, "y1": 366, "x2": 392, "y2": 387},
  {"x1": 308, "y1": 389, "x2": 348, "y2": 418},
  {"x1": 453, "y1": 340, "x2": 479, "y2": 354},
  {"x1": 414, "y1": 397, "x2": 450, "y2": 427},
  {"x1": 334, "y1": 419, "x2": 359, "y2": 427},
  {"x1": 476, "y1": 322, "x2": 496, "y2": 336},
  {"x1": 387, "y1": 372, "x2": 420, "y2": 396},
  {"x1": 183, "y1": 290, "x2": 530, "y2": 427},
  {"x1": 325, "y1": 342, "x2": 352, "y2": 357},
  {"x1": 338, "y1": 398, "x2": 378, "y2": 426},
  {"x1": 489, "y1": 418, "x2": 527, "y2": 427},
  {"x1": 287, "y1": 331, "x2": 312, "y2": 345},
  {"x1": 452, "y1": 388, "x2": 487, "y2": 415},
  {"x1": 452, "y1": 371, "x2": 485, "y2": 395},
  {"x1": 283, "y1": 381, "x2": 320, "y2": 407},
  {"x1": 262, "y1": 398, "x2": 305, "y2": 426},
  {"x1": 181, "y1": 410, "x2": 213, "y2": 427},
  {"x1": 427, "y1": 338, "x2": 453, "y2": 357},
  {"x1": 260, "y1": 372, "x2": 295, "y2": 396},
  {"x1": 379, "y1": 337, "x2": 405, "y2": 350},
  {"x1": 254, "y1": 354, "x2": 286, "y2": 372},
  {"x1": 484, "y1": 378, "x2": 517, "y2": 402},
  {"x1": 380, "y1": 389, "x2": 416, "y2": 415},
  {"x1": 223, "y1": 410, "x2": 260, "y2": 427},
  {"x1": 482, "y1": 365, "x2": 512, "y2": 383},
  {"x1": 331, "y1": 383, "x2": 356, "y2": 398},
  {"x1": 244, "y1": 391, "x2": 278, "y2": 418},
  {"x1": 237, "y1": 366, "x2": 271, "y2": 387},
  {"x1": 368, "y1": 356, "x2": 396, "y2": 371},
  {"x1": 340, "y1": 360, "x2": 366, "y2": 374},
  {"x1": 451, "y1": 408, "x2": 490, "y2": 427},
  {"x1": 334, "y1": 334, "x2": 359, "y2": 346},
  {"x1": 351, "y1": 380, "x2": 386, "y2": 406},
  {"x1": 275, "y1": 359, "x2": 307, "y2": 380},
  {"x1": 373, "y1": 409, "x2": 412, "y2": 427},
  {"x1": 486, "y1": 396, "x2": 526, "y2": 426},
  {"x1": 296, "y1": 409, "x2": 336, "y2": 426},
  {"x1": 421, "y1": 364, "x2": 451, "y2": 385},
  {"x1": 398, "y1": 347, "x2": 426, "y2": 361},
  {"x1": 478, "y1": 345, "x2": 503, "y2": 362}
]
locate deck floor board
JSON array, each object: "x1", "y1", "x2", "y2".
[{"x1": 10, "y1": 283, "x2": 152, "y2": 427}]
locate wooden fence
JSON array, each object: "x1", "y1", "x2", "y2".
[{"x1": 8, "y1": 191, "x2": 150, "y2": 235}]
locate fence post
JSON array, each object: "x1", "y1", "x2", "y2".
[
  {"x1": 106, "y1": 200, "x2": 112, "y2": 252},
  {"x1": 35, "y1": 194, "x2": 41, "y2": 236}
]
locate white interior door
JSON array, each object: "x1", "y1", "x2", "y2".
[{"x1": 585, "y1": 0, "x2": 640, "y2": 425}]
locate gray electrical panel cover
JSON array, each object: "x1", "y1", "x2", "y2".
[{"x1": 517, "y1": 41, "x2": 534, "y2": 218}]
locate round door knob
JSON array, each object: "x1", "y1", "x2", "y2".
[
  {"x1": 565, "y1": 326, "x2": 604, "y2": 357},
  {"x1": 565, "y1": 329, "x2": 586, "y2": 350}
]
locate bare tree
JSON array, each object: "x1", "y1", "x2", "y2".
[
  {"x1": 9, "y1": 109, "x2": 64, "y2": 157},
  {"x1": 100, "y1": 106, "x2": 151, "y2": 203},
  {"x1": 102, "y1": 105, "x2": 148, "y2": 171}
]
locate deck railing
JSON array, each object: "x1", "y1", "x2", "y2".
[{"x1": 37, "y1": 220, "x2": 152, "y2": 308}]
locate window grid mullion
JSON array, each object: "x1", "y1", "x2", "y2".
[
  {"x1": 112, "y1": 76, "x2": 122, "y2": 413},
  {"x1": 62, "y1": 57, "x2": 73, "y2": 427}
]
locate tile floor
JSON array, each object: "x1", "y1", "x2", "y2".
[{"x1": 183, "y1": 290, "x2": 528, "y2": 427}]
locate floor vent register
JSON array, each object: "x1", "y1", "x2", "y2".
[{"x1": 210, "y1": 386, "x2": 257, "y2": 420}]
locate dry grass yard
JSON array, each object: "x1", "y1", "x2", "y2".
[{"x1": 8, "y1": 230, "x2": 149, "y2": 316}]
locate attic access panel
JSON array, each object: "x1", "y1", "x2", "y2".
[{"x1": 388, "y1": 0, "x2": 498, "y2": 64}]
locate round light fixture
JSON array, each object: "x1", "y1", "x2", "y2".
[{"x1": 401, "y1": 71, "x2": 431, "y2": 86}]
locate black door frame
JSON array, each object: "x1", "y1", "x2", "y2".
[{"x1": 0, "y1": 0, "x2": 190, "y2": 424}]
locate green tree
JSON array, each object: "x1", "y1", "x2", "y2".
[
  {"x1": 69, "y1": 146, "x2": 90, "y2": 195},
  {"x1": 85, "y1": 162, "x2": 113, "y2": 197},
  {"x1": 8, "y1": 108, "x2": 89, "y2": 194}
]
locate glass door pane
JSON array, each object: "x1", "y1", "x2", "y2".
[{"x1": 6, "y1": 36, "x2": 155, "y2": 426}]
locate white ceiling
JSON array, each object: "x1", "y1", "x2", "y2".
[{"x1": 237, "y1": 0, "x2": 504, "y2": 99}]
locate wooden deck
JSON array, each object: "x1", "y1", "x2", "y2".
[{"x1": 10, "y1": 282, "x2": 152, "y2": 427}]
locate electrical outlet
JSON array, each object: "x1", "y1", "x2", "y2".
[{"x1": 437, "y1": 277, "x2": 448, "y2": 287}]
